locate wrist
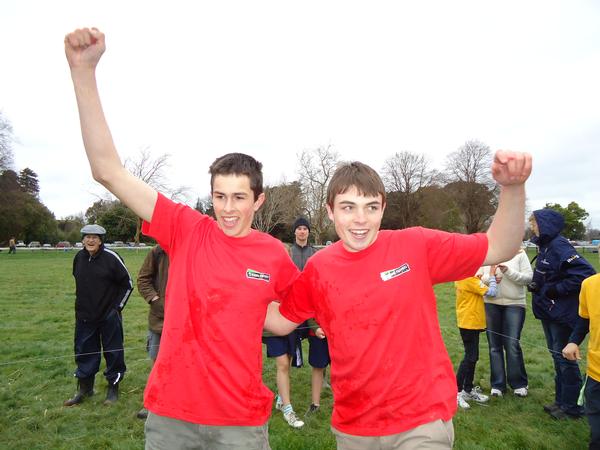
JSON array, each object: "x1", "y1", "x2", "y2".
[
  {"x1": 498, "y1": 181, "x2": 526, "y2": 192},
  {"x1": 70, "y1": 67, "x2": 97, "y2": 84}
]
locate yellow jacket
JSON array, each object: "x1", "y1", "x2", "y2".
[
  {"x1": 455, "y1": 276, "x2": 488, "y2": 330},
  {"x1": 580, "y1": 274, "x2": 600, "y2": 381}
]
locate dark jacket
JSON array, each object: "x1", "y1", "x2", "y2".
[
  {"x1": 531, "y1": 209, "x2": 596, "y2": 327},
  {"x1": 290, "y1": 242, "x2": 320, "y2": 336},
  {"x1": 137, "y1": 246, "x2": 169, "y2": 333},
  {"x1": 263, "y1": 242, "x2": 319, "y2": 338},
  {"x1": 290, "y1": 242, "x2": 318, "y2": 271},
  {"x1": 72, "y1": 244, "x2": 133, "y2": 322}
]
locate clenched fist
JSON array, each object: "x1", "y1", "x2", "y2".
[{"x1": 64, "y1": 27, "x2": 106, "y2": 70}]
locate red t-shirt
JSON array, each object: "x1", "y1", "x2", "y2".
[
  {"x1": 280, "y1": 228, "x2": 488, "y2": 436},
  {"x1": 142, "y1": 194, "x2": 299, "y2": 425}
]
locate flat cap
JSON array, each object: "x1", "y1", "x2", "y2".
[{"x1": 80, "y1": 224, "x2": 107, "y2": 235}]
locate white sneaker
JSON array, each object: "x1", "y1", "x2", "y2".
[
  {"x1": 514, "y1": 387, "x2": 528, "y2": 397},
  {"x1": 464, "y1": 386, "x2": 489, "y2": 403},
  {"x1": 457, "y1": 391, "x2": 471, "y2": 409},
  {"x1": 283, "y1": 410, "x2": 304, "y2": 428},
  {"x1": 490, "y1": 388, "x2": 503, "y2": 397},
  {"x1": 275, "y1": 395, "x2": 283, "y2": 411}
]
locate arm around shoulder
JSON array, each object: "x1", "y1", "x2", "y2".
[{"x1": 264, "y1": 302, "x2": 301, "y2": 336}]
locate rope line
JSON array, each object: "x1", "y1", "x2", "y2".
[
  {"x1": 0, "y1": 323, "x2": 582, "y2": 368},
  {"x1": 0, "y1": 325, "x2": 321, "y2": 367}
]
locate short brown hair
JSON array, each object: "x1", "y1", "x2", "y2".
[
  {"x1": 326, "y1": 161, "x2": 386, "y2": 208},
  {"x1": 209, "y1": 153, "x2": 263, "y2": 201}
]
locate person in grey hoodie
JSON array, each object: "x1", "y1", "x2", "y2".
[{"x1": 481, "y1": 248, "x2": 532, "y2": 398}]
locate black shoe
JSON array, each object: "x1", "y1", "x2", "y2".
[
  {"x1": 104, "y1": 383, "x2": 119, "y2": 405},
  {"x1": 64, "y1": 377, "x2": 94, "y2": 407},
  {"x1": 549, "y1": 409, "x2": 583, "y2": 420},
  {"x1": 137, "y1": 407, "x2": 148, "y2": 419},
  {"x1": 543, "y1": 402, "x2": 560, "y2": 414},
  {"x1": 305, "y1": 404, "x2": 320, "y2": 417}
]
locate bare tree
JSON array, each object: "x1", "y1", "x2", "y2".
[
  {"x1": 444, "y1": 140, "x2": 497, "y2": 233},
  {"x1": 125, "y1": 147, "x2": 171, "y2": 192},
  {"x1": 0, "y1": 111, "x2": 15, "y2": 172},
  {"x1": 381, "y1": 151, "x2": 438, "y2": 228},
  {"x1": 445, "y1": 139, "x2": 493, "y2": 185},
  {"x1": 194, "y1": 195, "x2": 213, "y2": 215},
  {"x1": 297, "y1": 145, "x2": 339, "y2": 245},
  {"x1": 124, "y1": 147, "x2": 190, "y2": 243},
  {"x1": 253, "y1": 181, "x2": 303, "y2": 235}
]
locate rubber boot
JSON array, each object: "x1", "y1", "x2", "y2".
[
  {"x1": 104, "y1": 382, "x2": 119, "y2": 405},
  {"x1": 136, "y1": 407, "x2": 148, "y2": 419},
  {"x1": 64, "y1": 377, "x2": 94, "y2": 406}
]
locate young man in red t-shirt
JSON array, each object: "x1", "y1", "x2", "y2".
[
  {"x1": 65, "y1": 28, "x2": 299, "y2": 449},
  {"x1": 266, "y1": 156, "x2": 531, "y2": 449}
]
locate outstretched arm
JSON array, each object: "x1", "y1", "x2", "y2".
[
  {"x1": 484, "y1": 150, "x2": 532, "y2": 265},
  {"x1": 65, "y1": 27, "x2": 157, "y2": 222},
  {"x1": 264, "y1": 302, "x2": 300, "y2": 336}
]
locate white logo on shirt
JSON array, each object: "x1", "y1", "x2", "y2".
[
  {"x1": 380, "y1": 263, "x2": 410, "y2": 281},
  {"x1": 246, "y1": 269, "x2": 271, "y2": 282}
]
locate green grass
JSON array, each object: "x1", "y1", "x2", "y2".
[{"x1": 0, "y1": 248, "x2": 598, "y2": 449}]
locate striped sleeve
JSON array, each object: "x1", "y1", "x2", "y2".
[{"x1": 105, "y1": 248, "x2": 134, "y2": 311}]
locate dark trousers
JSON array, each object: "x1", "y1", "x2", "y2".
[
  {"x1": 74, "y1": 309, "x2": 126, "y2": 384},
  {"x1": 541, "y1": 319, "x2": 583, "y2": 415},
  {"x1": 586, "y1": 376, "x2": 600, "y2": 450},
  {"x1": 457, "y1": 328, "x2": 482, "y2": 393},
  {"x1": 485, "y1": 303, "x2": 528, "y2": 392}
]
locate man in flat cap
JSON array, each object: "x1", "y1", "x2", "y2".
[{"x1": 64, "y1": 224, "x2": 133, "y2": 407}]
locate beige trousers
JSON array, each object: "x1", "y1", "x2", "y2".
[
  {"x1": 145, "y1": 411, "x2": 271, "y2": 450},
  {"x1": 332, "y1": 419, "x2": 454, "y2": 450}
]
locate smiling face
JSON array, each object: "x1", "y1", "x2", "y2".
[
  {"x1": 82, "y1": 234, "x2": 102, "y2": 255},
  {"x1": 327, "y1": 186, "x2": 385, "y2": 253},
  {"x1": 212, "y1": 174, "x2": 265, "y2": 238}
]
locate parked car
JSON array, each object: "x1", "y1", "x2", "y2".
[
  {"x1": 16, "y1": 240, "x2": 26, "y2": 247},
  {"x1": 74, "y1": 242, "x2": 83, "y2": 248},
  {"x1": 56, "y1": 241, "x2": 72, "y2": 248},
  {"x1": 42, "y1": 243, "x2": 52, "y2": 249},
  {"x1": 113, "y1": 241, "x2": 125, "y2": 247},
  {"x1": 28, "y1": 241, "x2": 41, "y2": 248}
]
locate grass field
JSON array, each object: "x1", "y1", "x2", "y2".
[{"x1": 0, "y1": 248, "x2": 598, "y2": 449}]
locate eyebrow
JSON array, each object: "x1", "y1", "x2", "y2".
[
  {"x1": 338, "y1": 200, "x2": 381, "y2": 207},
  {"x1": 212, "y1": 191, "x2": 249, "y2": 196}
]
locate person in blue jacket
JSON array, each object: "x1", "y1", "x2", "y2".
[{"x1": 529, "y1": 208, "x2": 596, "y2": 419}]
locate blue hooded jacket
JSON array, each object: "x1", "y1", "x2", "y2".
[{"x1": 530, "y1": 209, "x2": 596, "y2": 327}]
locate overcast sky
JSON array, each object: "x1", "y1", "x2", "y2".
[{"x1": 2, "y1": 1, "x2": 599, "y2": 229}]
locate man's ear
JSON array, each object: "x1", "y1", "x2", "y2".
[
  {"x1": 326, "y1": 204, "x2": 334, "y2": 221},
  {"x1": 253, "y1": 192, "x2": 266, "y2": 211}
]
